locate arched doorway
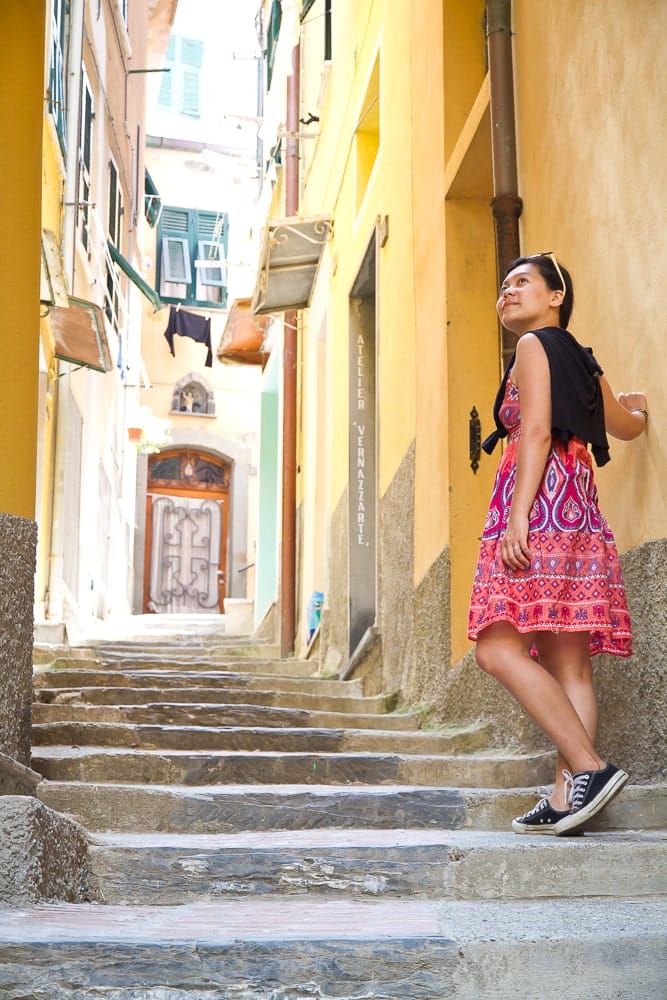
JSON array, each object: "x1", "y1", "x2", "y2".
[{"x1": 143, "y1": 448, "x2": 231, "y2": 614}]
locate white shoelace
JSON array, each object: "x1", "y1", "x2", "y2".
[
  {"x1": 523, "y1": 797, "x2": 549, "y2": 819},
  {"x1": 569, "y1": 771, "x2": 591, "y2": 810},
  {"x1": 562, "y1": 769, "x2": 575, "y2": 807}
]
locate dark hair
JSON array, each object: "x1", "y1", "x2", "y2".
[{"x1": 503, "y1": 254, "x2": 574, "y2": 329}]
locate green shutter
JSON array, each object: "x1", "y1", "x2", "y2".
[
  {"x1": 180, "y1": 38, "x2": 203, "y2": 67},
  {"x1": 182, "y1": 71, "x2": 200, "y2": 117},
  {"x1": 162, "y1": 237, "x2": 192, "y2": 283}
]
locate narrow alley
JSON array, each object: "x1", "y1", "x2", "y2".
[{"x1": 0, "y1": 617, "x2": 663, "y2": 996}]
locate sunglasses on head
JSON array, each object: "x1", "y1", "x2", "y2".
[{"x1": 524, "y1": 252, "x2": 567, "y2": 295}]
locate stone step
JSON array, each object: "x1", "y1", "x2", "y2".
[
  {"x1": 87, "y1": 828, "x2": 667, "y2": 904},
  {"x1": 40, "y1": 639, "x2": 283, "y2": 658},
  {"x1": 31, "y1": 720, "x2": 493, "y2": 755},
  {"x1": 36, "y1": 780, "x2": 665, "y2": 835},
  {"x1": 31, "y1": 747, "x2": 553, "y2": 789},
  {"x1": 33, "y1": 684, "x2": 394, "y2": 715},
  {"x1": 39, "y1": 653, "x2": 317, "y2": 676},
  {"x1": 31, "y1": 702, "x2": 424, "y2": 731},
  {"x1": 0, "y1": 897, "x2": 663, "y2": 999},
  {"x1": 33, "y1": 667, "x2": 364, "y2": 698}
]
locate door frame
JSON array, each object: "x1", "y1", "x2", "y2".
[{"x1": 142, "y1": 448, "x2": 231, "y2": 613}]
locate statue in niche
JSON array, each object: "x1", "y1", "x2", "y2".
[{"x1": 178, "y1": 382, "x2": 206, "y2": 413}]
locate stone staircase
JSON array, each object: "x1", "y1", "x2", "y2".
[{"x1": 0, "y1": 634, "x2": 665, "y2": 998}]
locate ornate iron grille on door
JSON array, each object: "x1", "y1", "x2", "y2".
[
  {"x1": 145, "y1": 449, "x2": 230, "y2": 614},
  {"x1": 148, "y1": 495, "x2": 222, "y2": 612}
]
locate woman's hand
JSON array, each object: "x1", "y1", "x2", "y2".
[
  {"x1": 618, "y1": 391, "x2": 647, "y2": 413},
  {"x1": 501, "y1": 514, "x2": 531, "y2": 570},
  {"x1": 600, "y1": 378, "x2": 648, "y2": 439}
]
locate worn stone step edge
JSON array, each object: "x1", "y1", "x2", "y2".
[
  {"x1": 0, "y1": 898, "x2": 663, "y2": 1000},
  {"x1": 36, "y1": 780, "x2": 666, "y2": 834},
  {"x1": 37, "y1": 656, "x2": 319, "y2": 678},
  {"x1": 30, "y1": 720, "x2": 493, "y2": 755},
  {"x1": 36, "y1": 641, "x2": 283, "y2": 659},
  {"x1": 30, "y1": 747, "x2": 554, "y2": 790},
  {"x1": 87, "y1": 828, "x2": 667, "y2": 904},
  {"x1": 33, "y1": 685, "x2": 395, "y2": 715},
  {"x1": 31, "y1": 702, "x2": 425, "y2": 731},
  {"x1": 33, "y1": 669, "x2": 365, "y2": 698}
]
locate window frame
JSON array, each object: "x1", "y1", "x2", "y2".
[
  {"x1": 106, "y1": 157, "x2": 124, "y2": 330},
  {"x1": 78, "y1": 70, "x2": 94, "y2": 254},
  {"x1": 157, "y1": 206, "x2": 229, "y2": 309},
  {"x1": 157, "y1": 35, "x2": 204, "y2": 118},
  {"x1": 48, "y1": 0, "x2": 68, "y2": 154}
]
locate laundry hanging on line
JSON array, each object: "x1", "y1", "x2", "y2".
[{"x1": 163, "y1": 305, "x2": 213, "y2": 367}]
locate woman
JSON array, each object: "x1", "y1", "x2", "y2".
[{"x1": 468, "y1": 253, "x2": 648, "y2": 836}]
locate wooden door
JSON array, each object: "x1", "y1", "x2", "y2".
[{"x1": 144, "y1": 449, "x2": 230, "y2": 614}]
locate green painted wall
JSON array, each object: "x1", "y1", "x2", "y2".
[{"x1": 255, "y1": 341, "x2": 282, "y2": 625}]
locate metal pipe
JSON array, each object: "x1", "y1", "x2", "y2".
[
  {"x1": 280, "y1": 42, "x2": 301, "y2": 657},
  {"x1": 486, "y1": 0, "x2": 522, "y2": 363}
]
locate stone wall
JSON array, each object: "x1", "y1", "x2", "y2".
[
  {"x1": 403, "y1": 537, "x2": 667, "y2": 783},
  {"x1": 0, "y1": 513, "x2": 36, "y2": 766}
]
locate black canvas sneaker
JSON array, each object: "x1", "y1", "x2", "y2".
[
  {"x1": 512, "y1": 796, "x2": 570, "y2": 834},
  {"x1": 553, "y1": 764, "x2": 629, "y2": 836}
]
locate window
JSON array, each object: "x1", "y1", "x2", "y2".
[
  {"x1": 301, "y1": 0, "x2": 331, "y2": 62},
  {"x1": 157, "y1": 35, "x2": 204, "y2": 118},
  {"x1": 266, "y1": 0, "x2": 282, "y2": 91},
  {"x1": 106, "y1": 159, "x2": 124, "y2": 329},
  {"x1": 78, "y1": 73, "x2": 94, "y2": 253},
  {"x1": 48, "y1": 0, "x2": 68, "y2": 154},
  {"x1": 157, "y1": 206, "x2": 228, "y2": 308}
]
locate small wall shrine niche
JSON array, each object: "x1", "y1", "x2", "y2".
[{"x1": 170, "y1": 372, "x2": 215, "y2": 416}]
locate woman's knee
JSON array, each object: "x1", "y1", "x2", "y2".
[{"x1": 475, "y1": 637, "x2": 504, "y2": 677}]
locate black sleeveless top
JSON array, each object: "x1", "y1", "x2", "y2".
[{"x1": 481, "y1": 326, "x2": 610, "y2": 467}]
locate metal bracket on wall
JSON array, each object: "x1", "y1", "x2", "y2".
[{"x1": 469, "y1": 406, "x2": 481, "y2": 473}]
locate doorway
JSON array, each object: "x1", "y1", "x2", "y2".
[
  {"x1": 348, "y1": 237, "x2": 377, "y2": 655},
  {"x1": 144, "y1": 448, "x2": 230, "y2": 613}
]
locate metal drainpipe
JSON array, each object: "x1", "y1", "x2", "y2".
[
  {"x1": 280, "y1": 41, "x2": 301, "y2": 657},
  {"x1": 486, "y1": 0, "x2": 522, "y2": 366}
]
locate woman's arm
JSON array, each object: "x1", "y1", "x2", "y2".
[
  {"x1": 502, "y1": 334, "x2": 552, "y2": 569},
  {"x1": 599, "y1": 376, "x2": 648, "y2": 440}
]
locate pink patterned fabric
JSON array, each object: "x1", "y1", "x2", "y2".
[{"x1": 468, "y1": 380, "x2": 632, "y2": 657}]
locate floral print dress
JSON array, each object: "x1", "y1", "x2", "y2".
[{"x1": 468, "y1": 378, "x2": 632, "y2": 657}]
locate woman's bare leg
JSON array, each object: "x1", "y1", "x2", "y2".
[
  {"x1": 534, "y1": 631, "x2": 598, "y2": 810},
  {"x1": 475, "y1": 621, "x2": 605, "y2": 776}
]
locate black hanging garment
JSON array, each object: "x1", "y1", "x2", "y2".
[{"x1": 163, "y1": 305, "x2": 213, "y2": 367}]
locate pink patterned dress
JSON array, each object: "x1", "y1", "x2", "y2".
[{"x1": 468, "y1": 378, "x2": 632, "y2": 657}]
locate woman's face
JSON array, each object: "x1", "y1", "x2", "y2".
[{"x1": 496, "y1": 263, "x2": 562, "y2": 334}]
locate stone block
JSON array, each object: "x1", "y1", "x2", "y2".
[
  {"x1": 223, "y1": 597, "x2": 254, "y2": 635},
  {"x1": 0, "y1": 796, "x2": 97, "y2": 906},
  {"x1": 0, "y1": 513, "x2": 36, "y2": 766}
]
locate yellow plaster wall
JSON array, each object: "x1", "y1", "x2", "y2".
[
  {"x1": 513, "y1": 0, "x2": 667, "y2": 550},
  {"x1": 0, "y1": 0, "x2": 46, "y2": 519},
  {"x1": 301, "y1": 0, "x2": 417, "y2": 510}
]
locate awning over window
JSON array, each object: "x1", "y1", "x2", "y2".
[
  {"x1": 50, "y1": 296, "x2": 113, "y2": 373},
  {"x1": 107, "y1": 240, "x2": 162, "y2": 311},
  {"x1": 40, "y1": 229, "x2": 69, "y2": 307},
  {"x1": 252, "y1": 215, "x2": 333, "y2": 315},
  {"x1": 218, "y1": 298, "x2": 272, "y2": 366},
  {"x1": 144, "y1": 168, "x2": 161, "y2": 228}
]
